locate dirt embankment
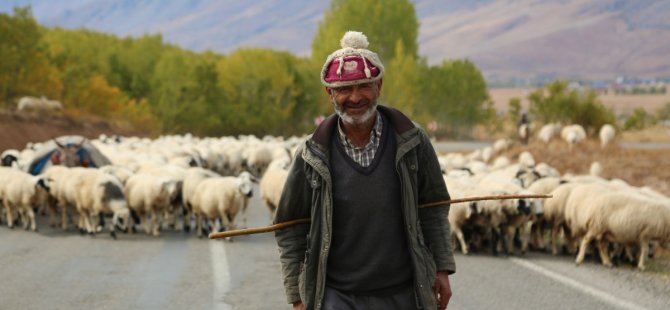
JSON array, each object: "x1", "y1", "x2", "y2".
[
  {"x1": 0, "y1": 111, "x2": 145, "y2": 152},
  {"x1": 499, "y1": 139, "x2": 670, "y2": 196}
]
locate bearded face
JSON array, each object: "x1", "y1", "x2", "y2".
[{"x1": 329, "y1": 82, "x2": 380, "y2": 126}]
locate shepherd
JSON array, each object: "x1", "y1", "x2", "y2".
[{"x1": 274, "y1": 31, "x2": 455, "y2": 310}]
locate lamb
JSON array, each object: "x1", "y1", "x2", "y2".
[
  {"x1": 589, "y1": 161, "x2": 603, "y2": 177},
  {"x1": 191, "y1": 171, "x2": 255, "y2": 238},
  {"x1": 245, "y1": 145, "x2": 273, "y2": 177},
  {"x1": 260, "y1": 158, "x2": 290, "y2": 219},
  {"x1": 492, "y1": 139, "x2": 513, "y2": 154},
  {"x1": 17, "y1": 96, "x2": 63, "y2": 113},
  {"x1": 73, "y1": 169, "x2": 130, "y2": 238},
  {"x1": 599, "y1": 124, "x2": 616, "y2": 148},
  {"x1": 1, "y1": 149, "x2": 22, "y2": 168},
  {"x1": 124, "y1": 173, "x2": 181, "y2": 236},
  {"x1": 561, "y1": 124, "x2": 587, "y2": 148},
  {"x1": 537, "y1": 123, "x2": 561, "y2": 143},
  {"x1": 41, "y1": 166, "x2": 89, "y2": 230},
  {"x1": 571, "y1": 188, "x2": 670, "y2": 270},
  {"x1": 535, "y1": 162, "x2": 560, "y2": 178},
  {"x1": 518, "y1": 151, "x2": 535, "y2": 168},
  {"x1": 543, "y1": 182, "x2": 583, "y2": 255},
  {"x1": 0, "y1": 167, "x2": 51, "y2": 231},
  {"x1": 182, "y1": 167, "x2": 221, "y2": 231}
]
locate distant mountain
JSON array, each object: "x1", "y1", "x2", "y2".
[{"x1": 2, "y1": 0, "x2": 669, "y2": 80}]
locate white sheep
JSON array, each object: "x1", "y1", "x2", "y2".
[
  {"x1": 182, "y1": 167, "x2": 221, "y2": 231},
  {"x1": 571, "y1": 187, "x2": 670, "y2": 270},
  {"x1": 599, "y1": 124, "x2": 616, "y2": 148},
  {"x1": 0, "y1": 167, "x2": 51, "y2": 231},
  {"x1": 518, "y1": 151, "x2": 535, "y2": 168},
  {"x1": 589, "y1": 161, "x2": 603, "y2": 177},
  {"x1": 260, "y1": 158, "x2": 290, "y2": 219},
  {"x1": 1, "y1": 149, "x2": 22, "y2": 169},
  {"x1": 535, "y1": 162, "x2": 560, "y2": 178},
  {"x1": 17, "y1": 96, "x2": 63, "y2": 113},
  {"x1": 537, "y1": 123, "x2": 561, "y2": 143},
  {"x1": 73, "y1": 169, "x2": 130, "y2": 238},
  {"x1": 561, "y1": 124, "x2": 587, "y2": 148},
  {"x1": 492, "y1": 138, "x2": 513, "y2": 154},
  {"x1": 124, "y1": 173, "x2": 181, "y2": 236},
  {"x1": 191, "y1": 172, "x2": 255, "y2": 238},
  {"x1": 543, "y1": 182, "x2": 582, "y2": 255}
]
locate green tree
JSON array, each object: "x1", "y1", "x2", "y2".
[
  {"x1": 383, "y1": 39, "x2": 421, "y2": 117},
  {"x1": 0, "y1": 6, "x2": 61, "y2": 105},
  {"x1": 311, "y1": 0, "x2": 418, "y2": 67},
  {"x1": 421, "y1": 59, "x2": 492, "y2": 138},
  {"x1": 529, "y1": 81, "x2": 615, "y2": 134}
]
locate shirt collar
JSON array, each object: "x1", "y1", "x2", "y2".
[{"x1": 337, "y1": 112, "x2": 383, "y2": 149}]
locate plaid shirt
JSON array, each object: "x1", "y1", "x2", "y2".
[{"x1": 337, "y1": 112, "x2": 383, "y2": 167}]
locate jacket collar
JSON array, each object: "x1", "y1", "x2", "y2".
[{"x1": 310, "y1": 105, "x2": 415, "y2": 149}]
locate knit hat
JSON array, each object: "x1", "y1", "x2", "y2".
[{"x1": 320, "y1": 31, "x2": 384, "y2": 88}]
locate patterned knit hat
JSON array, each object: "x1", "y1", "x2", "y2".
[{"x1": 320, "y1": 31, "x2": 384, "y2": 88}]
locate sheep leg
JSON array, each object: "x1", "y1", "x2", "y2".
[
  {"x1": 25, "y1": 207, "x2": 37, "y2": 232},
  {"x1": 490, "y1": 228, "x2": 499, "y2": 256},
  {"x1": 454, "y1": 228, "x2": 469, "y2": 255},
  {"x1": 550, "y1": 223, "x2": 561, "y2": 255},
  {"x1": 637, "y1": 241, "x2": 649, "y2": 271},
  {"x1": 521, "y1": 222, "x2": 533, "y2": 255},
  {"x1": 505, "y1": 227, "x2": 516, "y2": 256},
  {"x1": 576, "y1": 234, "x2": 593, "y2": 266},
  {"x1": 196, "y1": 213, "x2": 203, "y2": 238},
  {"x1": 5, "y1": 201, "x2": 14, "y2": 229},
  {"x1": 151, "y1": 210, "x2": 160, "y2": 237},
  {"x1": 596, "y1": 239, "x2": 613, "y2": 268},
  {"x1": 60, "y1": 202, "x2": 69, "y2": 231},
  {"x1": 500, "y1": 228, "x2": 510, "y2": 257}
]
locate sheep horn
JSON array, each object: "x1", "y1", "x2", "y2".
[{"x1": 208, "y1": 194, "x2": 553, "y2": 240}]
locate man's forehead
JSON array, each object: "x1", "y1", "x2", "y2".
[{"x1": 332, "y1": 82, "x2": 376, "y2": 91}]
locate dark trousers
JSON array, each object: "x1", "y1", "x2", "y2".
[{"x1": 323, "y1": 285, "x2": 418, "y2": 310}]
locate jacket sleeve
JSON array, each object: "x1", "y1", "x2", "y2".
[
  {"x1": 274, "y1": 146, "x2": 312, "y2": 304},
  {"x1": 416, "y1": 131, "x2": 456, "y2": 274}
]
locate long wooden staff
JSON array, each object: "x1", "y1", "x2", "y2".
[{"x1": 209, "y1": 194, "x2": 552, "y2": 239}]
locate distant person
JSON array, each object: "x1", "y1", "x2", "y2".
[
  {"x1": 274, "y1": 31, "x2": 455, "y2": 310},
  {"x1": 519, "y1": 112, "x2": 530, "y2": 145}
]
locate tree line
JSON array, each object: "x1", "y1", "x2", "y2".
[{"x1": 0, "y1": 2, "x2": 492, "y2": 138}]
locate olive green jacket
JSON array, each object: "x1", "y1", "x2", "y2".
[{"x1": 274, "y1": 106, "x2": 455, "y2": 310}]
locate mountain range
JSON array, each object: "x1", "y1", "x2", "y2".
[{"x1": 2, "y1": 0, "x2": 669, "y2": 81}]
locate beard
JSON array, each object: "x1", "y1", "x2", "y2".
[{"x1": 332, "y1": 98, "x2": 378, "y2": 126}]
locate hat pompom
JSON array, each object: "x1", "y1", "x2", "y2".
[{"x1": 340, "y1": 31, "x2": 369, "y2": 49}]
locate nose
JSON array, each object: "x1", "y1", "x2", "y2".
[{"x1": 349, "y1": 88, "x2": 363, "y2": 103}]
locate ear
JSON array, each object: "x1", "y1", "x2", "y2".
[
  {"x1": 324, "y1": 87, "x2": 333, "y2": 97},
  {"x1": 53, "y1": 138, "x2": 65, "y2": 149},
  {"x1": 376, "y1": 79, "x2": 383, "y2": 93}
]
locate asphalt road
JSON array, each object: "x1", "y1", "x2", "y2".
[{"x1": 1, "y1": 185, "x2": 669, "y2": 310}]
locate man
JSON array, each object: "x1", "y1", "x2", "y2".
[{"x1": 275, "y1": 31, "x2": 455, "y2": 310}]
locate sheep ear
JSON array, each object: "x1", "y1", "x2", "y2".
[{"x1": 36, "y1": 177, "x2": 50, "y2": 192}]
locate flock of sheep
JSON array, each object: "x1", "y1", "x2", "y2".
[
  {"x1": 0, "y1": 121, "x2": 668, "y2": 271},
  {"x1": 444, "y1": 123, "x2": 669, "y2": 270},
  {"x1": 0, "y1": 134, "x2": 300, "y2": 239}
]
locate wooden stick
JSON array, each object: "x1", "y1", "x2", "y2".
[{"x1": 208, "y1": 194, "x2": 552, "y2": 239}]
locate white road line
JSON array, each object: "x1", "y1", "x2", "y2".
[
  {"x1": 210, "y1": 241, "x2": 233, "y2": 310},
  {"x1": 509, "y1": 258, "x2": 649, "y2": 310}
]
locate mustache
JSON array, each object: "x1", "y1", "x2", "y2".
[{"x1": 343, "y1": 99, "x2": 371, "y2": 107}]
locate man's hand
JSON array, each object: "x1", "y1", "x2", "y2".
[
  {"x1": 433, "y1": 271, "x2": 452, "y2": 310},
  {"x1": 292, "y1": 301, "x2": 305, "y2": 310}
]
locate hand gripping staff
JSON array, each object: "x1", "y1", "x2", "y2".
[{"x1": 208, "y1": 194, "x2": 552, "y2": 240}]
